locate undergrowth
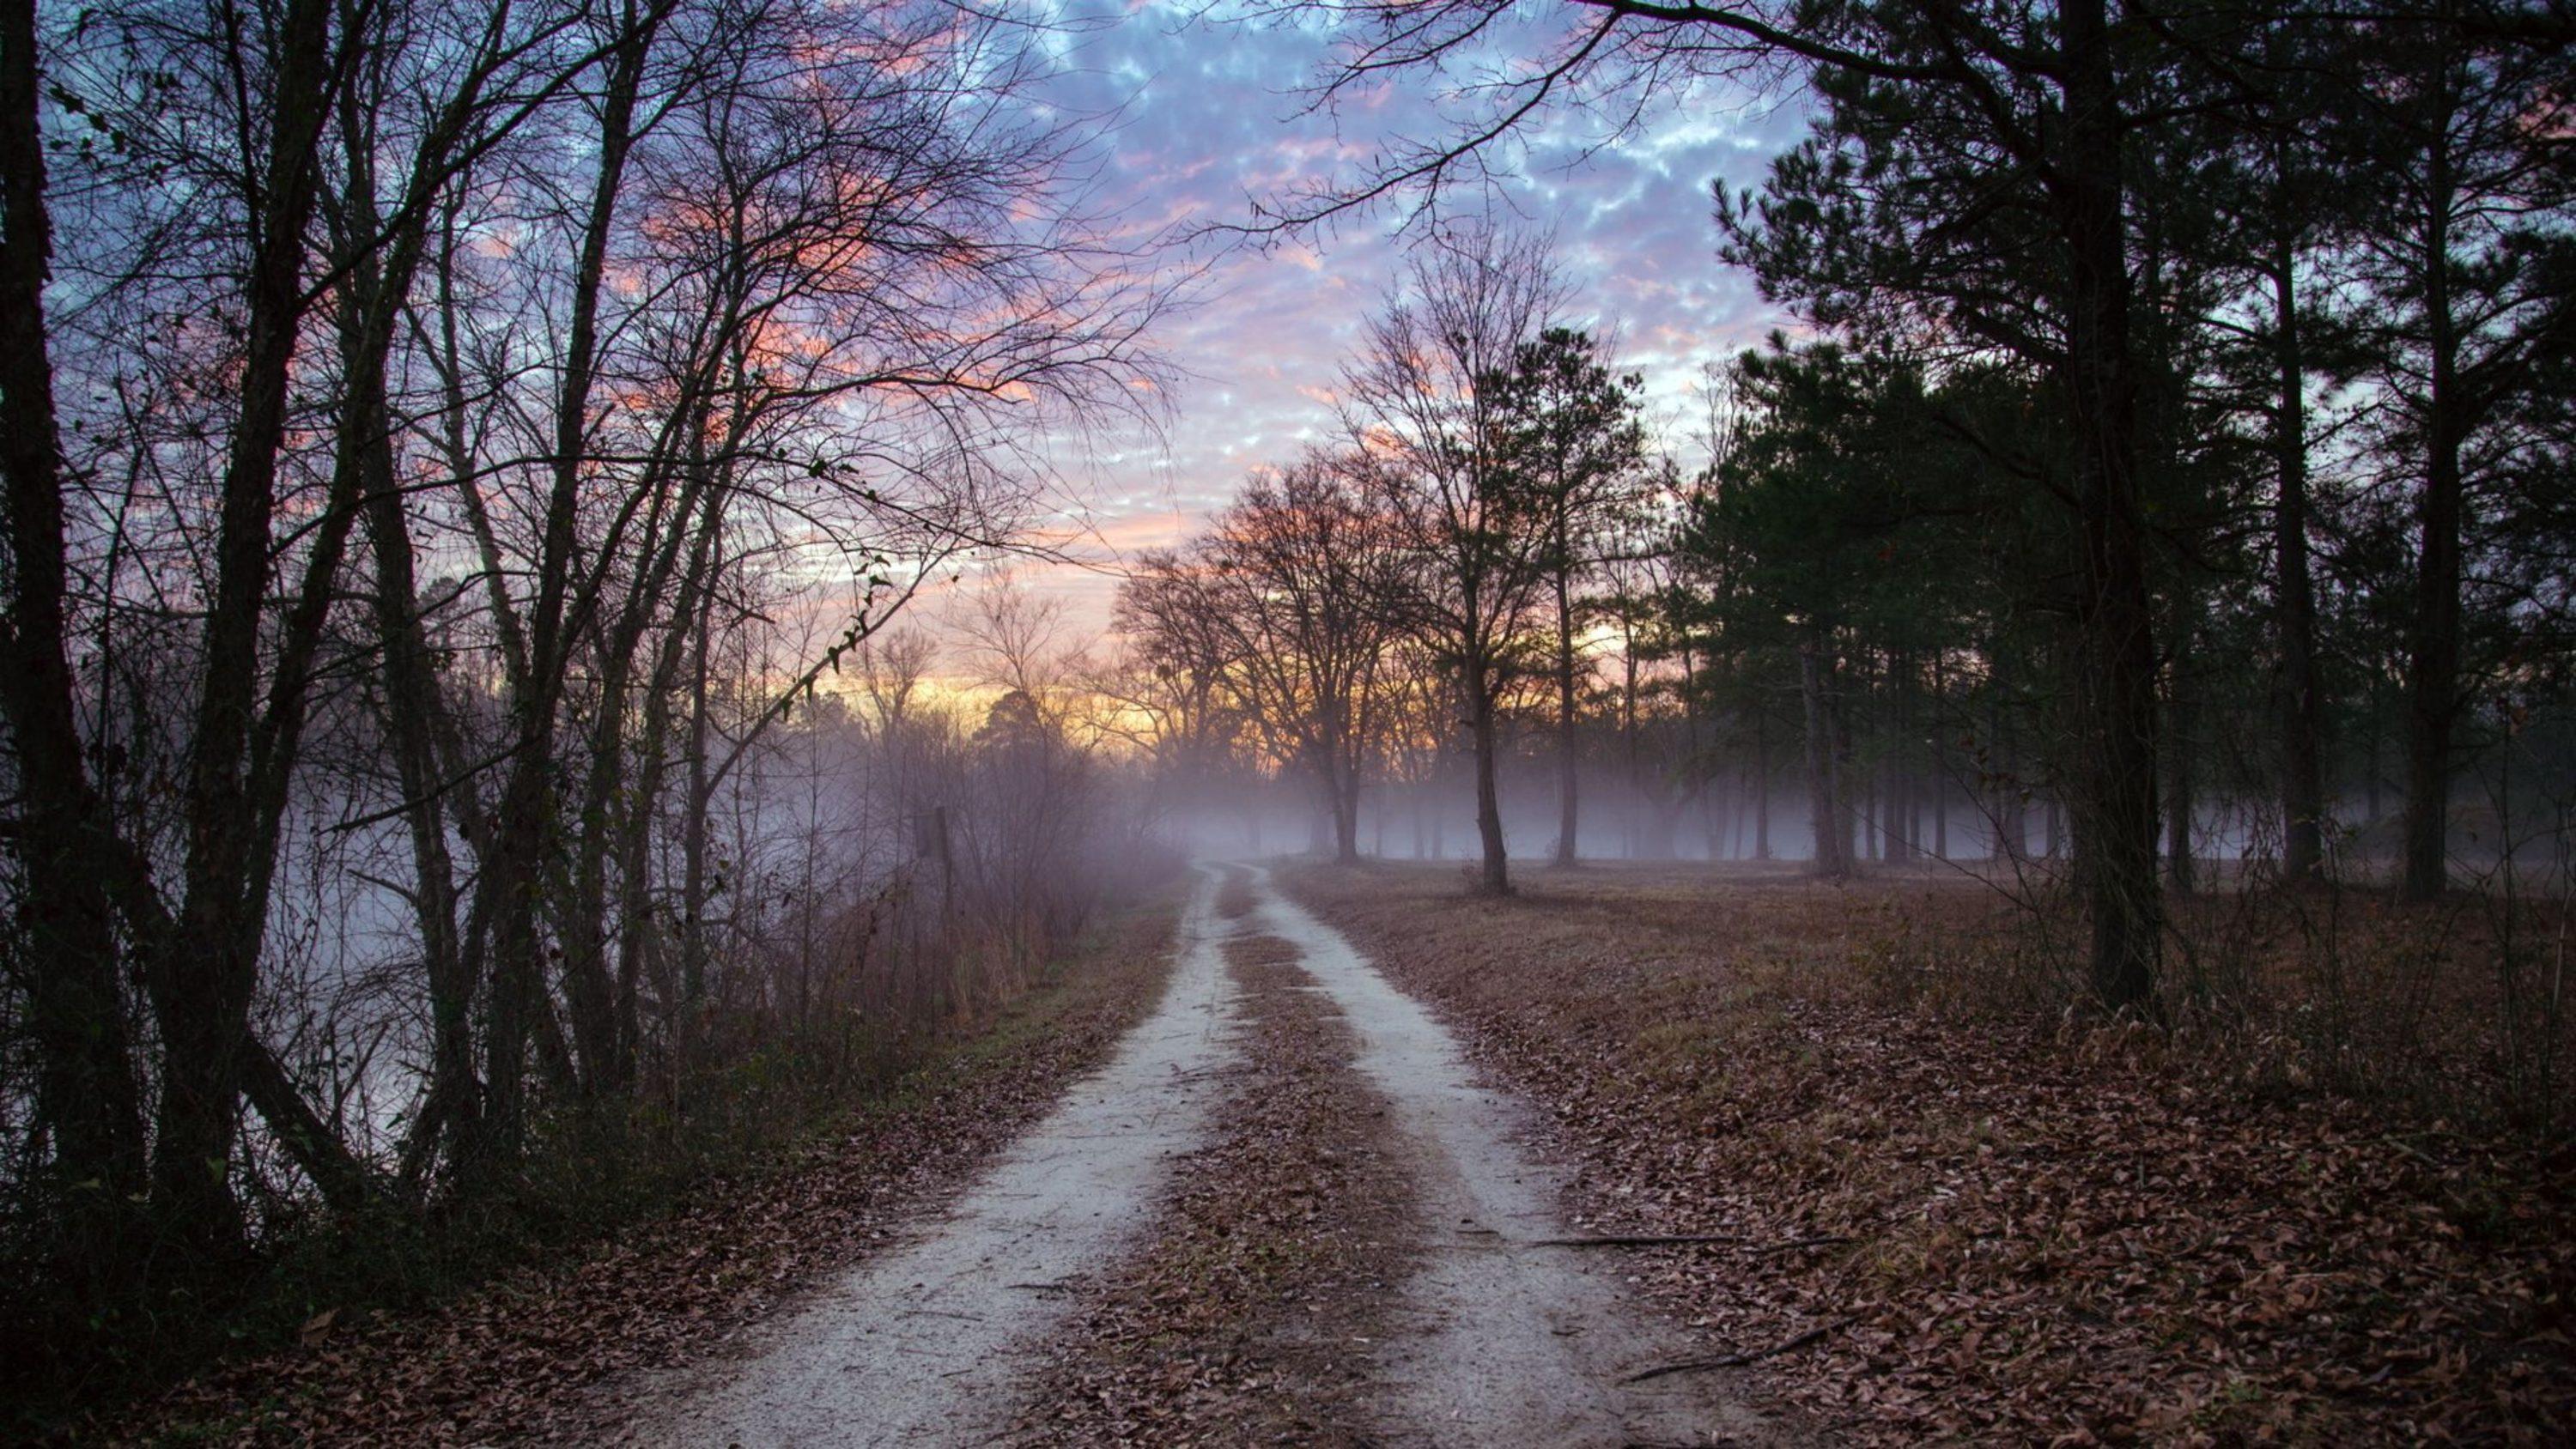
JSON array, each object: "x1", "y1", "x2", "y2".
[{"x1": 1, "y1": 878, "x2": 1188, "y2": 1440}]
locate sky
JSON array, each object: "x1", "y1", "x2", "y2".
[{"x1": 937, "y1": 0, "x2": 1818, "y2": 651}]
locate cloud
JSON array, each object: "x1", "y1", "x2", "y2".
[{"x1": 988, "y1": 1, "x2": 1807, "y2": 641}]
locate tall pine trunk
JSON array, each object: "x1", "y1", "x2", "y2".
[
  {"x1": 1800, "y1": 637, "x2": 1847, "y2": 880},
  {"x1": 1552, "y1": 566, "x2": 1579, "y2": 865},
  {"x1": 2060, "y1": 0, "x2": 2161, "y2": 1012},
  {"x1": 2166, "y1": 591, "x2": 2199, "y2": 896},
  {"x1": 2270, "y1": 233, "x2": 2326, "y2": 882},
  {"x1": 2402, "y1": 112, "x2": 2463, "y2": 903},
  {"x1": 1754, "y1": 711, "x2": 1772, "y2": 859}
]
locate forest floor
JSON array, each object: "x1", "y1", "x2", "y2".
[
  {"x1": 1279, "y1": 859, "x2": 2576, "y2": 1445},
  {"x1": 100, "y1": 859, "x2": 2574, "y2": 1446}
]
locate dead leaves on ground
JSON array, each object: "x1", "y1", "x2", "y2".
[
  {"x1": 1012, "y1": 934, "x2": 1415, "y2": 1447},
  {"x1": 1284, "y1": 864, "x2": 2576, "y2": 1446}
]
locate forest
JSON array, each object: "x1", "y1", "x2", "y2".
[{"x1": 3, "y1": 0, "x2": 2571, "y2": 1440}]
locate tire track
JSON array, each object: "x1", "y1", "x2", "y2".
[
  {"x1": 625, "y1": 865, "x2": 1242, "y2": 1446},
  {"x1": 1247, "y1": 864, "x2": 1791, "y2": 1447}
]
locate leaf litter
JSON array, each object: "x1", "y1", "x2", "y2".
[{"x1": 1281, "y1": 862, "x2": 2575, "y2": 1446}]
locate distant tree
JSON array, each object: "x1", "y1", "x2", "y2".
[
  {"x1": 1262, "y1": 0, "x2": 2258, "y2": 1005},
  {"x1": 1693, "y1": 343, "x2": 1901, "y2": 880},
  {"x1": 2192, "y1": 11, "x2": 2370, "y2": 884},
  {"x1": 1196, "y1": 451, "x2": 1411, "y2": 863},
  {"x1": 1104, "y1": 567, "x2": 1249, "y2": 826},
  {"x1": 1489, "y1": 328, "x2": 1651, "y2": 867},
  {"x1": 1341, "y1": 225, "x2": 1565, "y2": 894},
  {"x1": 2336, "y1": 10, "x2": 2574, "y2": 898}
]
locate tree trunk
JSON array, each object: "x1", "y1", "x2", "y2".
[
  {"x1": 1988, "y1": 640, "x2": 2023, "y2": 862},
  {"x1": 2366, "y1": 703, "x2": 2383, "y2": 828},
  {"x1": 0, "y1": 0, "x2": 149, "y2": 1263},
  {"x1": 335, "y1": 70, "x2": 507, "y2": 1182},
  {"x1": 153, "y1": 0, "x2": 344, "y2": 1252},
  {"x1": 1931, "y1": 655, "x2": 1950, "y2": 860},
  {"x1": 1886, "y1": 650, "x2": 1916, "y2": 865},
  {"x1": 1620, "y1": 631, "x2": 1640, "y2": 860},
  {"x1": 1467, "y1": 657, "x2": 1510, "y2": 894},
  {"x1": 2270, "y1": 233, "x2": 2325, "y2": 883},
  {"x1": 1832, "y1": 660, "x2": 1859, "y2": 871},
  {"x1": 681, "y1": 577, "x2": 716, "y2": 1009},
  {"x1": 470, "y1": 5, "x2": 663, "y2": 1176},
  {"x1": 2166, "y1": 591, "x2": 2198, "y2": 896},
  {"x1": 2060, "y1": 0, "x2": 2160, "y2": 1012},
  {"x1": 2402, "y1": 124, "x2": 2462, "y2": 904},
  {"x1": 1799, "y1": 638, "x2": 1847, "y2": 880},
  {"x1": 1553, "y1": 567, "x2": 1579, "y2": 866},
  {"x1": 1754, "y1": 712, "x2": 1772, "y2": 860}
]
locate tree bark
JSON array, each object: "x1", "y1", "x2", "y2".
[
  {"x1": 1753, "y1": 710, "x2": 1771, "y2": 860},
  {"x1": 153, "y1": 0, "x2": 347, "y2": 1252},
  {"x1": 2402, "y1": 112, "x2": 2463, "y2": 903},
  {"x1": 1467, "y1": 656, "x2": 1510, "y2": 894},
  {"x1": 2269, "y1": 233, "x2": 2325, "y2": 883},
  {"x1": 2166, "y1": 591, "x2": 2198, "y2": 896},
  {"x1": 1886, "y1": 649, "x2": 1916, "y2": 866},
  {"x1": 1931, "y1": 654, "x2": 1950, "y2": 860},
  {"x1": 471, "y1": 1, "x2": 665, "y2": 1176},
  {"x1": 1799, "y1": 637, "x2": 1847, "y2": 880},
  {"x1": 0, "y1": 0, "x2": 149, "y2": 1259},
  {"x1": 1552, "y1": 565, "x2": 1579, "y2": 866},
  {"x1": 2059, "y1": 0, "x2": 2160, "y2": 1012}
]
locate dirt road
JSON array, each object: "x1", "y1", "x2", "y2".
[{"x1": 622, "y1": 864, "x2": 1781, "y2": 1446}]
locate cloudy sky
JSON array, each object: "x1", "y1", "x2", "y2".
[{"x1": 949, "y1": 1, "x2": 1816, "y2": 646}]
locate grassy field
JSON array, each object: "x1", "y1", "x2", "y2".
[{"x1": 1281, "y1": 860, "x2": 2575, "y2": 1444}]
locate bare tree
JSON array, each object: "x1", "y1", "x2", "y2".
[
  {"x1": 1489, "y1": 327, "x2": 1650, "y2": 867},
  {"x1": 3, "y1": 0, "x2": 1173, "y2": 1320},
  {"x1": 1194, "y1": 449, "x2": 1408, "y2": 862},
  {"x1": 1341, "y1": 224, "x2": 1565, "y2": 894}
]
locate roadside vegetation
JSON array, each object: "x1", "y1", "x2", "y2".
[{"x1": 86, "y1": 891, "x2": 1183, "y2": 1446}]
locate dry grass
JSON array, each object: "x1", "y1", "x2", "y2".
[{"x1": 1281, "y1": 860, "x2": 2576, "y2": 1446}]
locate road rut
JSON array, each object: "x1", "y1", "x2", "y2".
[{"x1": 1249, "y1": 865, "x2": 1780, "y2": 1447}]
